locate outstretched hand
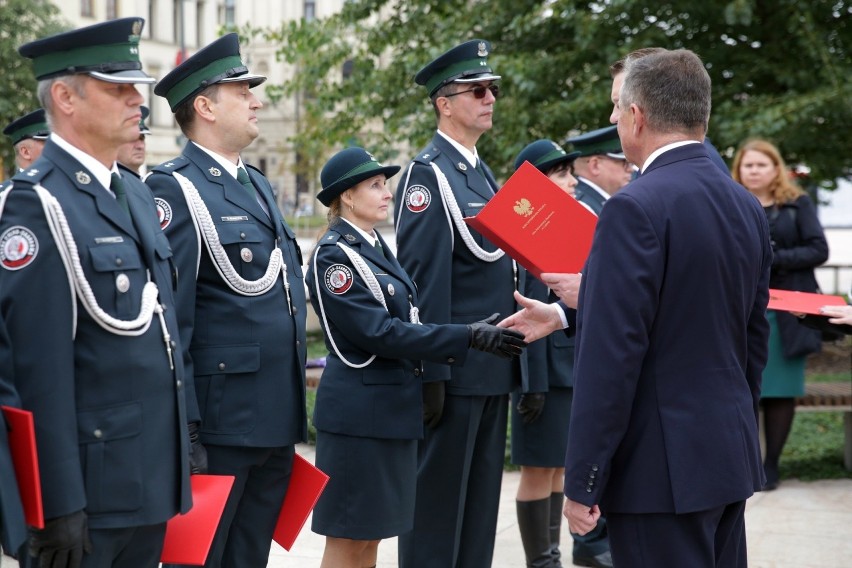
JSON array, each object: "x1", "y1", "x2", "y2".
[
  {"x1": 820, "y1": 304, "x2": 852, "y2": 325},
  {"x1": 497, "y1": 291, "x2": 563, "y2": 343}
]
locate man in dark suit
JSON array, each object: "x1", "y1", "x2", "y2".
[
  {"x1": 146, "y1": 33, "x2": 307, "y2": 568},
  {"x1": 394, "y1": 40, "x2": 524, "y2": 568},
  {"x1": 565, "y1": 125, "x2": 633, "y2": 216},
  {"x1": 0, "y1": 18, "x2": 193, "y2": 567},
  {"x1": 561, "y1": 49, "x2": 771, "y2": 567}
]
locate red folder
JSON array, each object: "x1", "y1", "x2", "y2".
[
  {"x1": 2, "y1": 406, "x2": 44, "y2": 528},
  {"x1": 272, "y1": 453, "x2": 330, "y2": 551},
  {"x1": 160, "y1": 474, "x2": 235, "y2": 565},
  {"x1": 767, "y1": 288, "x2": 847, "y2": 315},
  {"x1": 464, "y1": 161, "x2": 598, "y2": 279}
]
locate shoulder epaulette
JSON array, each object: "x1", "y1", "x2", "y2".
[
  {"x1": 11, "y1": 163, "x2": 53, "y2": 185},
  {"x1": 413, "y1": 146, "x2": 441, "y2": 165},
  {"x1": 151, "y1": 156, "x2": 189, "y2": 174},
  {"x1": 317, "y1": 229, "x2": 343, "y2": 246}
]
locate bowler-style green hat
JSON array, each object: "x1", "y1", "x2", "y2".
[
  {"x1": 318, "y1": 147, "x2": 401, "y2": 207},
  {"x1": 18, "y1": 17, "x2": 154, "y2": 84},
  {"x1": 415, "y1": 39, "x2": 501, "y2": 97},
  {"x1": 155, "y1": 33, "x2": 266, "y2": 112},
  {"x1": 514, "y1": 140, "x2": 580, "y2": 174},
  {"x1": 3, "y1": 109, "x2": 49, "y2": 145},
  {"x1": 564, "y1": 125, "x2": 625, "y2": 159}
]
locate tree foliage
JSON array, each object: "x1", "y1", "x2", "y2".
[
  {"x1": 264, "y1": 0, "x2": 851, "y2": 188},
  {"x1": 0, "y1": 0, "x2": 65, "y2": 176}
]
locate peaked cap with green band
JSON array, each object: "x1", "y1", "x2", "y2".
[
  {"x1": 415, "y1": 39, "x2": 501, "y2": 97},
  {"x1": 514, "y1": 139, "x2": 580, "y2": 174},
  {"x1": 564, "y1": 125, "x2": 625, "y2": 159},
  {"x1": 3, "y1": 109, "x2": 49, "y2": 144},
  {"x1": 318, "y1": 147, "x2": 401, "y2": 206},
  {"x1": 155, "y1": 33, "x2": 266, "y2": 112},
  {"x1": 18, "y1": 17, "x2": 154, "y2": 84}
]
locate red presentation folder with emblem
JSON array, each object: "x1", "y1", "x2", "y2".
[
  {"x1": 767, "y1": 288, "x2": 847, "y2": 315},
  {"x1": 2, "y1": 406, "x2": 44, "y2": 528},
  {"x1": 160, "y1": 474, "x2": 235, "y2": 565},
  {"x1": 272, "y1": 453, "x2": 330, "y2": 551},
  {"x1": 463, "y1": 161, "x2": 598, "y2": 279}
]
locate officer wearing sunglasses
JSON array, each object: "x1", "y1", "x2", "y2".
[{"x1": 394, "y1": 39, "x2": 526, "y2": 568}]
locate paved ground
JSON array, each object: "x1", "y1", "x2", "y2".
[{"x1": 3, "y1": 442, "x2": 850, "y2": 567}]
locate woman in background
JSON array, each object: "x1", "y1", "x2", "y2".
[{"x1": 732, "y1": 138, "x2": 829, "y2": 490}]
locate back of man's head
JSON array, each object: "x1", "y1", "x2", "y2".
[{"x1": 620, "y1": 49, "x2": 710, "y2": 137}]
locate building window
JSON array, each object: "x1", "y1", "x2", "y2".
[
  {"x1": 304, "y1": 0, "x2": 315, "y2": 21},
  {"x1": 107, "y1": 0, "x2": 118, "y2": 19},
  {"x1": 148, "y1": 0, "x2": 157, "y2": 39},
  {"x1": 81, "y1": 0, "x2": 94, "y2": 17},
  {"x1": 222, "y1": 0, "x2": 235, "y2": 28},
  {"x1": 196, "y1": 1, "x2": 205, "y2": 46}
]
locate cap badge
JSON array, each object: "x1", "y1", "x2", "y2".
[
  {"x1": 366, "y1": 151, "x2": 377, "y2": 162},
  {"x1": 551, "y1": 141, "x2": 564, "y2": 153},
  {"x1": 115, "y1": 273, "x2": 130, "y2": 293},
  {"x1": 155, "y1": 197, "x2": 173, "y2": 230},
  {"x1": 240, "y1": 247, "x2": 253, "y2": 262},
  {"x1": 477, "y1": 42, "x2": 488, "y2": 57},
  {"x1": 387, "y1": 283, "x2": 395, "y2": 296},
  {"x1": 325, "y1": 264, "x2": 353, "y2": 295},
  {"x1": 457, "y1": 162, "x2": 467, "y2": 171},
  {"x1": 209, "y1": 167, "x2": 222, "y2": 177},
  {"x1": 513, "y1": 198, "x2": 534, "y2": 217},
  {"x1": 75, "y1": 171, "x2": 91, "y2": 185},
  {"x1": 131, "y1": 20, "x2": 143, "y2": 37},
  {"x1": 0, "y1": 226, "x2": 38, "y2": 271}
]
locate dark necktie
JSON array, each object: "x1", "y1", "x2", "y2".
[
  {"x1": 110, "y1": 173, "x2": 130, "y2": 216},
  {"x1": 236, "y1": 167, "x2": 255, "y2": 195},
  {"x1": 374, "y1": 238, "x2": 385, "y2": 258}
]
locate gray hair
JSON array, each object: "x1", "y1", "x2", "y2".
[
  {"x1": 619, "y1": 49, "x2": 710, "y2": 135},
  {"x1": 37, "y1": 75, "x2": 87, "y2": 131}
]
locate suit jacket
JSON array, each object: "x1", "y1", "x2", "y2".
[
  {"x1": 0, "y1": 139, "x2": 191, "y2": 529},
  {"x1": 574, "y1": 178, "x2": 607, "y2": 216},
  {"x1": 146, "y1": 143, "x2": 307, "y2": 447},
  {"x1": 307, "y1": 225, "x2": 470, "y2": 439},
  {"x1": 394, "y1": 133, "x2": 523, "y2": 396},
  {"x1": 564, "y1": 143, "x2": 772, "y2": 515}
]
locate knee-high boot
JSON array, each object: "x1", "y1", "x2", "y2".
[
  {"x1": 549, "y1": 492, "x2": 564, "y2": 567},
  {"x1": 517, "y1": 498, "x2": 554, "y2": 568}
]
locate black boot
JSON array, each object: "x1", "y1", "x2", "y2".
[
  {"x1": 517, "y1": 498, "x2": 554, "y2": 568},
  {"x1": 548, "y1": 492, "x2": 564, "y2": 567}
]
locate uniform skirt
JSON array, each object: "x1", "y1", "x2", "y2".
[
  {"x1": 761, "y1": 310, "x2": 807, "y2": 398},
  {"x1": 510, "y1": 386, "x2": 573, "y2": 467},
  {"x1": 311, "y1": 430, "x2": 417, "y2": 540}
]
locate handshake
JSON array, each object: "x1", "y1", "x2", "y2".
[{"x1": 467, "y1": 313, "x2": 526, "y2": 359}]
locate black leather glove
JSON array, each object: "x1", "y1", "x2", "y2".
[
  {"x1": 28, "y1": 510, "x2": 91, "y2": 568},
  {"x1": 188, "y1": 421, "x2": 208, "y2": 474},
  {"x1": 468, "y1": 313, "x2": 526, "y2": 359},
  {"x1": 517, "y1": 393, "x2": 546, "y2": 424},
  {"x1": 422, "y1": 381, "x2": 445, "y2": 429}
]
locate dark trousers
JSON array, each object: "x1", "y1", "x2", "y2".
[
  {"x1": 399, "y1": 393, "x2": 508, "y2": 568},
  {"x1": 30, "y1": 523, "x2": 168, "y2": 568},
  {"x1": 165, "y1": 444, "x2": 294, "y2": 568},
  {"x1": 607, "y1": 500, "x2": 747, "y2": 568}
]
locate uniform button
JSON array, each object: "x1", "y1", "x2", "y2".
[
  {"x1": 218, "y1": 362, "x2": 226, "y2": 371},
  {"x1": 413, "y1": 368, "x2": 421, "y2": 377},
  {"x1": 176, "y1": 380, "x2": 182, "y2": 388},
  {"x1": 296, "y1": 340, "x2": 301, "y2": 347},
  {"x1": 586, "y1": 487, "x2": 592, "y2": 493},
  {"x1": 170, "y1": 340, "x2": 177, "y2": 348},
  {"x1": 293, "y1": 306, "x2": 298, "y2": 314},
  {"x1": 93, "y1": 429, "x2": 103, "y2": 439},
  {"x1": 447, "y1": 357, "x2": 455, "y2": 364},
  {"x1": 590, "y1": 472, "x2": 596, "y2": 479},
  {"x1": 240, "y1": 232, "x2": 246, "y2": 239},
  {"x1": 115, "y1": 257, "x2": 123, "y2": 266},
  {"x1": 591, "y1": 465, "x2": 599, "y2": 472}
]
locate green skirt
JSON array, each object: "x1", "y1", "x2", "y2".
[{"x1": 761, "y1": 310, "x2": 806, "y2": 398}]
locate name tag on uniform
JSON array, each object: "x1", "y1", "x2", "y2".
[
  {"x1": 467, "y1": 202, "x2": 485, "y2": 207},
  {"x1": 94, "y1": 236, "x2": 124, "y2": 244},
  {"x1": 221, "y1": 216, "x2": 249, "y2": 222}
]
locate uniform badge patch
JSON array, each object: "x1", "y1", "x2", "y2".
[
  {"x1": 325, "y1": 264, "x2": 353, "y2": 295},
  {"x1": 240, "y1": 247, "x2": 253, "y2": 263},
  {"x1": 155, "y1": 197, "x2": 172, "y2": 230},
  {"x1": 405, "y1": 185, "x2": 431, "y2": 213},
  {"x1": 209, "y1": 167, "x2": 222, "y2": 177},
  {"x1": 75, "y1": 171, "x2": 91, "y2": 185},
  {"x1": 0, "y1": 226, "x2": 38, "y2": 270}
]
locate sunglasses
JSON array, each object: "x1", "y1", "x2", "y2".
[{"x1": 444, "y1": 84, "x2": 500, "y2": 100}]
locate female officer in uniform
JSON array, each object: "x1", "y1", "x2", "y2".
[{"x1": 307, "y1": 147, "x2": 526, "y2": 568}]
